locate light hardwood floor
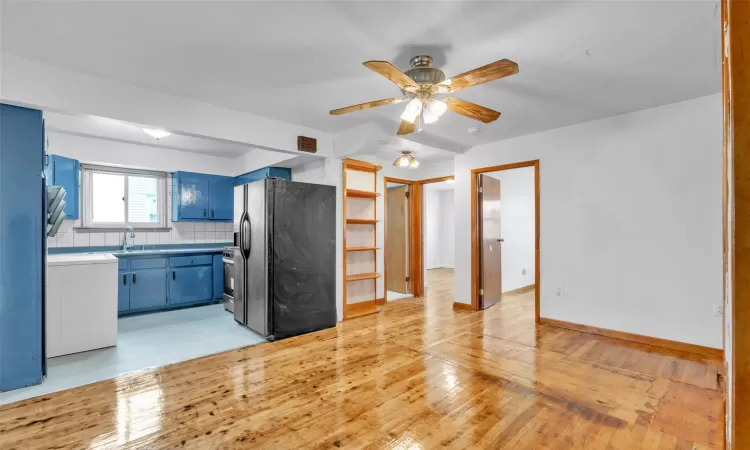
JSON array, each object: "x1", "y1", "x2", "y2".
[{"x1": 0, "y1": 268, "x2": 724, "y2": 449}]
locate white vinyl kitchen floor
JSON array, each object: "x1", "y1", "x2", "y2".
[{"x1": 0, "y1": 303, "x2": 266, "y2": 405}]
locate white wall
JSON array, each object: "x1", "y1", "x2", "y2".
[
  {"x1": 47, "y1": 132, "x2": 239, "y2": 176},
  {"x1": 486, "y1": 167, "x2": 536, "y2": 292},
  {"x1": 424, "y1": 187, "x2": 441, "y2": 270},
  {"x1": 455, "y1": 94, "x2": 723, "y2": 349},
  {"x1": 424, "y1": 186, "x2": 456, "y2": 270},
  {"x1": 440, "y1": 190, "x2": 455, "y2": 269}
]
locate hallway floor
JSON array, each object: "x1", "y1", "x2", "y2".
[{"x1": 0, "y1": 269, "x2": 723, "y2": 448}]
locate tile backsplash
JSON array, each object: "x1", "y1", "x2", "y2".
[{"x1": 48, "y1": 221, "x2": 234, "y2": 248}]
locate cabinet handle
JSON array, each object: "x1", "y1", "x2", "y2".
[
  {"x1": 172, "y1": 271, "x2": 176, "y2": 280},
  {"x1": 132, "y1": 273, "x2": 136, "y2": 284},
  {"x1": 211, "y1": 209, "x2": 214, "y2": 218},
  {"x1": 123, "y1": 274, "x2": 127, "y2": 285},
  {"x1": 203, "y1": 208, "x2": 207, "y2": 217}
]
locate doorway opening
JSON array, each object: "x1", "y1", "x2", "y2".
[
  {"x1": 472, "y1": 161, "x2": 539, "y2": 320},
  {"x1": 421, "y1": 178, "x2": 456, "y2": 298},
  {"x1": 385, "y1": 180, "x2": 413, "y2": 301}
]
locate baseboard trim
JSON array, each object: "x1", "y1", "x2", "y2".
[
  {"x1": 375, "y1": 297, "x2": 386, "y2": 305},
  {"x1": 539, "y1": 318, "x2": 723, "y2": 358},
  {"x1": 502, "y1": 284, "x2": 536, "y2": 296},
  {"x1": 453, "y1": 302, "x2": 474, "y2": 311},
  {"x1": 345, "y1": 300, "x2": 378, "y2": 319}
]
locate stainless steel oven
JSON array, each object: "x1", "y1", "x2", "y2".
[{"x1": 222, "y1": 247, "x2": 237, "y2": 312}]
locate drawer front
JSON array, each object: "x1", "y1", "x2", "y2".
[
  {"x1": 170, "y1": 254, "x2": 213, "y2": 267},
  {"x1": 130, "y1": 257, "x2": 167, "y2": 270},
  {"x1": 118, "y1": 258, "x2": 129, "y2": 271}
]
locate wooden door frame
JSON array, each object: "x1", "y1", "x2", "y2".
[
  {"x1": 470, "y1": 160, "x2": 540, "y2": 322},
  {"x1": 724, "y1": 0, "x2": 749, "y2": 447},
  {"x1": 383, "y1": 177, "x2": 420, "y2": 301}
]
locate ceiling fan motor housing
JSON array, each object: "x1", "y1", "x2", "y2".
[{"x1": 401, "y1": 55, "x2": 445, "y2": 96}]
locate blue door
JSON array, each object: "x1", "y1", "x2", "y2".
[
  {"x1": 49, "y1": 155, "x2": 80, "y2": 219},
  {"x1": 169, "y1": 266, "x2": 212, "y2": 305},
  {"x1": 208, "y1": 176, "x2": 233, "y2": 220},
  {"x1": 118, "y1": 272, "x2": 130, "y2": 312},
  {"x1": 129, "y1": 269, "x2": 168, "y2": 310},
  {"x1": 213, "y1": 254, "x2": 223, "y2": 299},
  {"x1": 176, "y1": 173, "x2": 209, "y2": 219}
]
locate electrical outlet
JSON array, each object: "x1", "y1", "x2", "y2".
[
  {"x1": 521, "y1": 268, "x2": 527, "y2": 275},
  {"x1": 556, "y1": 287, "x2": 563, "y2": 297},
  {"x1": 713, "y1": 304, "x2": 723, "y2": 317}
]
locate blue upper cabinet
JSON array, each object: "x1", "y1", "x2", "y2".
[
  {"x1": 172, "y1": 172, "x2": 233, "y2": 222},
  {"x1": 47, "y1": 155, "x2": 80, "y2": 220},
  {"x1": 208, "y1": 176, "x2": 233, "y2": 220},
  {"x1": 234, "y1": 167, "x2": 291, "y2": 187}
]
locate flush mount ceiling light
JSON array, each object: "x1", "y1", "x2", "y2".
[
  {"x1": 393, "y1": 151, "x2": 419, "y2": 169},
  {"x1": 142, "y1": 128, "x2": 172, "y2": 139},
  {"x1": 330, "y1": 55, "x2": 517, "y2": 135}
]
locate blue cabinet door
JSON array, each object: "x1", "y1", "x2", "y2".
[
  {"x1": 174, "y1": 173, "x2": 209, "y2": 220},
  {"x1": 49, "y1": 155, "x2": 80, "y2": 219},
  {"x1": 208, "y1": 176, "x2": 233, "y2": 220},
  {"x1": 129, "y1": 268, "x2": 168, "y2": 310},
  {"x1": 0, "y1": 105, "x2": 44, "y2": 392},
  {"x1": 118, "y1": 272, "x2": 130, "y2": 313},
  {"x1": 169, "y1": 266, "x2": 213, "y2": 305},
  {"x1": 213, "y1": 254, "x2": 223, "y2": 300}
]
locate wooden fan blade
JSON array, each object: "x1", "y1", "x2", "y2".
[
  {"x1": 397, "y1": 120, "x2": 417, "y2": 135},
  {"x1": 330, "y1": 98, "x2": 404, "y2": 115},
  {"x1": 363, "y1": 61, "x2": 418, "y2": 92},
  {"x1": 443, "y1": 97, "x2": 501, "y2": 123},
  {"x1": 439, "y1": 59, "x2": 518, "y2": 93}
]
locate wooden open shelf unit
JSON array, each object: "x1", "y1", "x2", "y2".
[
  {"x1": 346, "y1": 272, "x2": 381, "y2": 282},
  {"x1": 342, "y1": 158, "x2": 382, "y2": 320}
]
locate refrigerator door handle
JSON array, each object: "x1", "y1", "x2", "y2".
[{"x1": 240, "y1": 212, "x2": 251, "y2": 260}]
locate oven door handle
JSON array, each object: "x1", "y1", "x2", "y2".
[{"x1": 222, "y1": 258, "x2": 234, "y2": 265}]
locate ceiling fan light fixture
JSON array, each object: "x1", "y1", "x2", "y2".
[
  {"x1": 400, "y1": 98, "x2": 422, "y2": 123},
  {"x1": 423, "y1": 99, "x2": 448, "y2": 124},
  {"x1": 393, "y1": 151, "x2": 419, "y2": 169}
]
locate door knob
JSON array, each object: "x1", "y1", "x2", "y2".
[{"x1": 497, "y1": 238, "x2": 504, "y2": 242}]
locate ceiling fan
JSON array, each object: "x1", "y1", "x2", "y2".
[{"x1": 329, "y1": 55, "x2": 518, "y2": 135}]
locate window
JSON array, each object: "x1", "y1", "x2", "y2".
[{"x1": 82, "y1": 165, "x2": 167, "y2": 229}]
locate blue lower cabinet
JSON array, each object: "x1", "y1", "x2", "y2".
[
  {"x1": 169, "y1": 266, "x2": 213, "y2": 305},
  {"x1": 118, "y1": 272, "x2": 130, "y2": 313},
  {"x1": 129, "y1": 268, "x2": 168, "y2": 310},
  {"x1": 213, "y1": 254, "x2": 223, "y2": 300}
]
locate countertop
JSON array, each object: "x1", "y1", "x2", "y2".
[{"x1": 49, "y1": 244, "x2": 228, "y2": 258}]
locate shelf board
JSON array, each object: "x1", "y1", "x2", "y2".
[
  {"x1": 346, "y1": 218, "x2": 378, "y2": 225},
  {"x1": 346, "y1": 247, "x2": 379, "y2": 252},
  {"x1": 346, "y1": 189, "x2": 380, "y2": 199},
  {"x1": 346, "y1": 272, "x2": 381, "y2": 282}
]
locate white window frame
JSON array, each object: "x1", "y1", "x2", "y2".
[{"x1": 81, "y1": 164, "x2": 168, "y2": 229}]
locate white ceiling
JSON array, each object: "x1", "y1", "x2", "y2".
[
  {"x1": 44, "y1": 112, "x2": 256, "y2": 158},
  {"x1": 4, "y1": 1, "x2": 721, "y2": 151}
]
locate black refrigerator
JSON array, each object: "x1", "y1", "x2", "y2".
[{"x1": 233, "y1": 178, "x2": 337, "y2": 340}]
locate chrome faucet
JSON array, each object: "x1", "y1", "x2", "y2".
[{"x1": 123, "y1": 226, "x2": 135, "y2": 251}]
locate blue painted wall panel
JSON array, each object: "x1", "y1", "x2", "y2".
[{"x1": 0, "y1": 104, "x2": 44, "y2": 392}]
